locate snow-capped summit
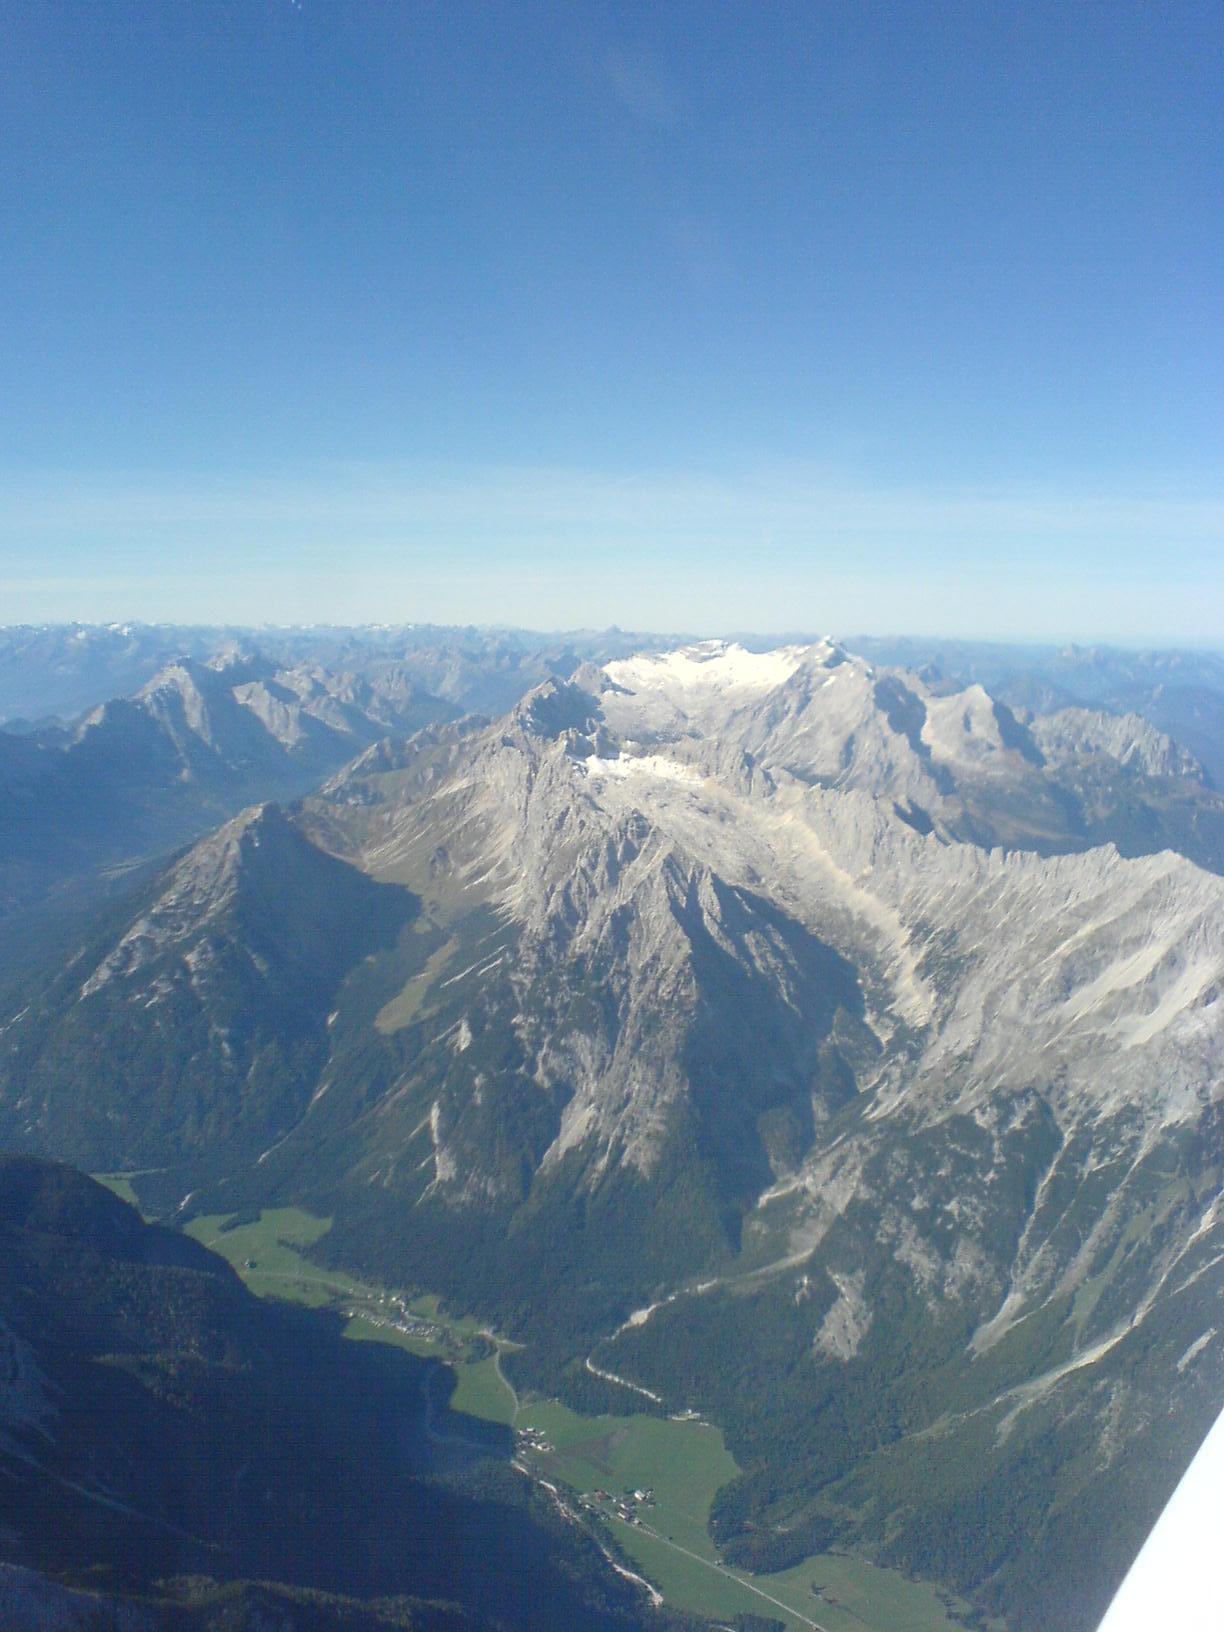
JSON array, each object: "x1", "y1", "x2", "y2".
[{"x1": 604, "y1": 638, "x2": 814, "y2": 700}]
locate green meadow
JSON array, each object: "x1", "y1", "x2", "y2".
[
  {"x1": 92, "y1": 1171, "x2": 141, "y2": 1208},
  {"x1": 514, "y1": 1400, "x2": 968, "y2": 1632},
  {"x1": 184, "y1": 1207, "x2": 369, "y2": 1307},
  {"x1": 177, "y1": 1205, "x2": 968, "y2": 1632}
]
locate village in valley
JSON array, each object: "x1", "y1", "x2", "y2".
[
  {"x1": 583, "y1": 1484, "x2": 658, "y2": 1528},
  {"x1": 513, "y1": 1425, "x2": 655, "y2": 1525}
]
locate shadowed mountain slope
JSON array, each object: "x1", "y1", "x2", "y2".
[{"x1": 0, "y1": 1156, "x2": 691, "y2": 1632}]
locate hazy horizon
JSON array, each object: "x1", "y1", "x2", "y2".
[{"x1": 2, "y1": 617, "x2": 1222, "y2": 657}]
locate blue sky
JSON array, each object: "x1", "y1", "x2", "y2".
[{"x1": 2, "y1": 0, "x2": 1221, "y2": 639}]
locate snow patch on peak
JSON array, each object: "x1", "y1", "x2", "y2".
[
  {"x1": 604, "y1": 641, "x2": 808, "y2": 700},
  {"x1": 583, "y1": 753, "x2": 703, "y2": 786}
]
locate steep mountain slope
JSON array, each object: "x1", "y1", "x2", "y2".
[
  {"x1": 0, "y1": 804, "x2": 415, "y2": 1182},
  {"x1": 0, "y1": 1156, "x2": 687, "y2": 1632},
  {"x1": 5, "y1": 640, "x2": 1224, "y2": 1632}
]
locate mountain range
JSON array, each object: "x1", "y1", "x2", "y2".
[
  {"x1": 850, "y1": 635, "x2": 1224, "y2": 788},
  {"x1": 2, "y1": 632, "x2": 1223, "y2": 1632},
  {"x1": 0, "y1": 650, "x2": 461, "y2": 995},
  {"x1": 0, "y1": 626, "x2": 698, "y2": 972},
  {"x1": 0, "y1": 623, "x2": 695, "y2": 728}
]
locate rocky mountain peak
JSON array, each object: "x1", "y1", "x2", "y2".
[{"x1": 513, "y1": 677, "x2": 604, "y2": 742}]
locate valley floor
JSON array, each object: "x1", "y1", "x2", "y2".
[{"x1": 175, "y1": 1201, "x2": 974, "y2": 1632}]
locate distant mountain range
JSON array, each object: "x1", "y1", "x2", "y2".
[
  {"x1": 3, "y1": 631, "x2": 1224, "y2": 1632},
  {"x1": 849, "y1": 634, "x2": 1224, "y2": 787},
  {"x1": 0, "y1": 623, "x2": 697, "y2": 726}
]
